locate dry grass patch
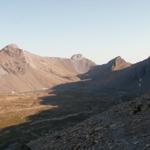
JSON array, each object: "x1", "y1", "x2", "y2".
[{"x1": 0, "y1": 92, "x2": 58, "y2": 129}]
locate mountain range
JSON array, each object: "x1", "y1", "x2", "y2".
[
  {"x1": 0, "y1": 44, "x2": 150, "y2": 93},
  {"x1": 0, "y1": 44, "x2": 95, "y2": 92}
]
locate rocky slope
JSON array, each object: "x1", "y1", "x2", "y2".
[
  {"x1": 0, "y1": 44, "x2": 96, "y2": 92},
  {"x1": 69, "y1": 56, "x2": 150, "y2": 93},
  {"x1": 28, "y1": 94, "x2": 150, "y2": 150},
  {"x1": 1, "y1": 44, "x2": 150, "y2": 93},
  {"x1": 71, "y1": 54, "x2": 95, "y2": 73},
  {"x1": 108, "y1": 56, "x2": 131, "y2": 71}
]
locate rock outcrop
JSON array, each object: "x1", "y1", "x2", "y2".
[
  {"x1": 71, "y1": 54, "x2": 96, "y2": 74},
  {"x1": 108, "y1": 56, "x2": 131, "y2": 71}
]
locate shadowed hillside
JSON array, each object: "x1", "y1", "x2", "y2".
[
  {"x1": 29, "y1": 93, "x2": 150, "y2": 150},
  {"x1": 0, "y1": 73, "x2": 137, "y2": 150},
  {"x1": 47, "y1": 57, "x2": 150, "y2": 100}
]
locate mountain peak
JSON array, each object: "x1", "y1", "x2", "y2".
[
  {"x1": 114, "y1": 56, "x2": 122, "y2": 60},
  {"x1": 5, "y1": 43, "x2": 19, "y2": 49},
  {"x1": 108, "y1": 56, "x2": 125, "y2": 65},
  {"x1": 1, "y1": 44, "x2": 24, "y2": 57},
  {"x1": 108, "y1": 56, "x2": 131, "y2": 71},
  {"x1": 111, "y1": 56, "x2": 123, "y2": 62},
  {"x1": 71, "y1": 54, "x2": 83, "y2": 60},
  {"x1": 71, "y1": 54, "x2": 96, "y2": 73}
]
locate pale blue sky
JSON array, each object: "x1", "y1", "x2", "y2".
[{"x1": 0, "y1": 0, "x2": 150, "y2": 64}]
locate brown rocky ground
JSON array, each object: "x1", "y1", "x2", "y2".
[
  {"x1": 28, "y1": 94, "x2": 150, "y2": 150},
  {"x1": 0, "y1": 89, "x2": 129, "y2": 150}
]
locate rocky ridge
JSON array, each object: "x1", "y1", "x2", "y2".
[{"x1": 0, "y1": 44, "x2": 96, "y2": 92}]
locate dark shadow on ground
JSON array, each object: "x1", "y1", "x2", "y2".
[{"x1": 0, "y1": 62, "x2": 146, "y2": 149}]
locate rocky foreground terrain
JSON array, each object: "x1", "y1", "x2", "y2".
[
  {"x1": 28, "y1": 94, "x2": 150, "y2": 150},
  {"x1": 1, "y1": 89, "x2": 125, "y2": 150}
]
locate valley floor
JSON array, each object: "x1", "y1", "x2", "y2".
[
  {"x1": 0, "y1": 89, "x2": 122, "y2": 149},
  {"x1": 0, "y1": 88, "x2": 148, "y2": 150}
]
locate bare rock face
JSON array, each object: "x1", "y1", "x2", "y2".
[
  {"x1": 108, "y1": 56, "x2": 131, "y2": 71},
  {"x1": 71, "y1": 54, "x2": 83, "y2": 60},
  {"x1": 2, "y1": 44, "x2": 23, "y2": 57},
  {"x1": 71, "y1": 54, "x2": 96, "y2": 74},
  {"x1": 0, "y1": 44, "x2": 27, "y2": 75}
]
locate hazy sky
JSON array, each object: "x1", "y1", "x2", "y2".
[{"x1": 0, "y1": 0, "x2": 150, "y2": 64}]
